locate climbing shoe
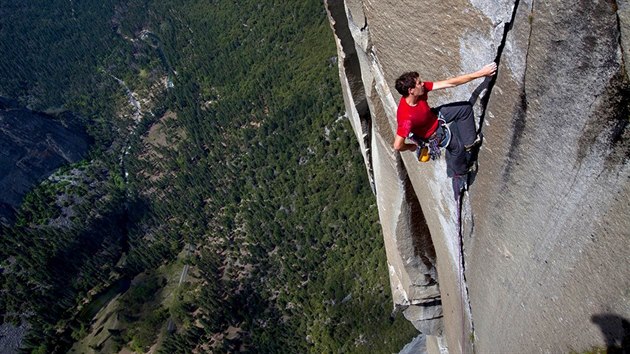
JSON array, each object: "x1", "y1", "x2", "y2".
[
  {"x1": 464, "y1": 136, "x2": 482, "y2": 151},
  {"x1": 452, "y1": 174, "x2": 468, "y2": 199}
]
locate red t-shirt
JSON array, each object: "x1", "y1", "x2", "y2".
[{"x1": 396, "y1": 81, "x2": 438, "y2": 140}]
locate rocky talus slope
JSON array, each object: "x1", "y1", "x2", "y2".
[{"x1": 325, "y1": 1, "x2": 630, "y2": 353}]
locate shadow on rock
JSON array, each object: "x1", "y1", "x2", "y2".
[
  {"x1": 469, "y1": 77, "x2": 492, "y2": 113},
  {"x1": 591, "y1": 313, "x2": 630, "y2": 354},
  {"x1": 460, "y1": 77, "x2": 492, "y2": 190}
]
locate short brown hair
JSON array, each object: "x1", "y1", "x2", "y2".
[{"x1": 395, "y1": 72, "x2": 419, "y2": 97}]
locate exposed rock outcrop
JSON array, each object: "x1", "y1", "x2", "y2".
[
  {"x1": 325, "y1": 1, "x2": 630, "y2": 353},
  {"x1": 0, "y1": 98, "x2": 91, "y2": 224}
]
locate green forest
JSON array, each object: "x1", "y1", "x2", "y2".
[{"x1": 0, "y1": 0, "x2": 418, "y2": 353}]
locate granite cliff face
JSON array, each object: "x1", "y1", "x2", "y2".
[
  {"x1": 0, "y1": 98, "x2": 91, "y2": 224},
  {"x1": 325, "y1": 1, "x2": 630, "y2": 353}
]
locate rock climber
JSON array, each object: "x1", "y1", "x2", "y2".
[{"x1": 393, "y1": 62, "x2": 497, "y2": 188}]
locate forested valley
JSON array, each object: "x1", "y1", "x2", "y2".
[{"x1": 0, "y1": 0, "x2": 418, "y2": 352}]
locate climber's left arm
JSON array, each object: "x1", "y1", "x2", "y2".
[{"x1": 432, "y1": 62, "x2": 497, "y2": 90}]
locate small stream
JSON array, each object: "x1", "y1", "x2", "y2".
[
  {"x1": 65, "y1": 28, "x2": 179, "y2": 347},
  {"x1": 110, "y1": 75, "x2": 143, "y2": 123}
]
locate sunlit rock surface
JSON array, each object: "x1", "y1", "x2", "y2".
[{"x1": 325, "y1": 1, "x2": 630, "y2": 353}]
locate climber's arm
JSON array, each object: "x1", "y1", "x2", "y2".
[
  {"x1": 393, "y1": 135, "x2": 417, "y2": 152},
  {"x1": 432, "y1": 62, "x2": 497, "y2": 90}
]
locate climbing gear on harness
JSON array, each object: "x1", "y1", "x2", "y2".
[
  {"x1": 435, "y1": 115, "x2": 451, "y2": 149},
  {"x1": 409, "y1": 119, "x2": 451, "y2": 162},
  {"x1": 428, "y1": 134, "x2": 441, "y2": 160},
  {"x1": 416, "y1": 145, "x2": 430, "y2": 162},
  {"x1": 410, "y1": 134, "x2": 430, "y2": 163}
]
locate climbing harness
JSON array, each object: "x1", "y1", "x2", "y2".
[{"x1": 410, "y1": 119, "x2": 451, "y2": 163}]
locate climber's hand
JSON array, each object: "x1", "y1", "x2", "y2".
[{"x1": 478, "y1": 62, "x2": 497, "y2": 77}]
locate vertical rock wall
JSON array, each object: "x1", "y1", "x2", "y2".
[{"x1": 325, "y1": 0, "x2": 630, "y2": 353}]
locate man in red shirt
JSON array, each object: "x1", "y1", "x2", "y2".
[{"x1": 393, "y1": 63, "x2": 497, "y2": 179}]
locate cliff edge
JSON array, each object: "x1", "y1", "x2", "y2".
[
  {"x1": 325, "y1": 1, "x2": 630, "y2": 353},
  {"x1": 0, "y1": 99, "x2": 90, "y2": 225}
]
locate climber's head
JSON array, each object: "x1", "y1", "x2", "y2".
[{"x1": 395, "y1": 71, "x2": 422, "y2": 97}]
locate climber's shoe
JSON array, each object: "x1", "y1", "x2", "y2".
[
  {"x1": 452, "y1": 174, "x2": 468, "y2": 199},
  {"x1": 464, "y1": 136, "x2": 482, "y2": 151}
]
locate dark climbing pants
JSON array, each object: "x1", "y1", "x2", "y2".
[{"x1": 433, "y1": 102, "x2": 477, "y2": 177}]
